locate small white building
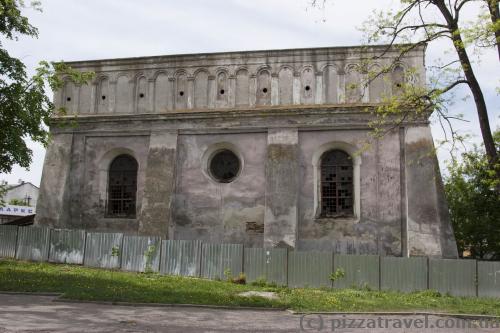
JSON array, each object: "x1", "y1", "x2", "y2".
[
  {"x1": 1, "y1": 181, "x2": 38, "y2": 224},
  {"x1": 2, "y1": 181, "x2": 39, "y2": 208}
]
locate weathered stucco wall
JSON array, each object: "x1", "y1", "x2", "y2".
[
  {"x1": 405, "y1": 126, "x2": 458, "y2": 258},
  {"x1": 297, "y1": 130, "x2": 402, "y2": 255},
  {"x1": 172, "y1": 133, "x2": 267, "y2": 247},
  {"x1": 68, "y1": 135, "x2": 150, "y2": 233},
  {"x1": 35, "y1": 45, "x2": 457, "y2": 258}
]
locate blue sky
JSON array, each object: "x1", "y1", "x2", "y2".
[{"x1": 1, "y1": 0, "x2": 498, "y2": 186}]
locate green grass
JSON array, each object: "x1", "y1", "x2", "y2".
[{"x1": 1, "y1": 259, "x2": 499, "y2": 315}]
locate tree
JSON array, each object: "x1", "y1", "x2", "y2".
[
  {"x1": 0, "y1": 0, "x2": 93, "y2": 175},
  {"x1": 312, "y1": 0, "x2": 499, "y2": 182},
  {"x1": 9, "y1": 198, "x2": 26, "y2": 206},
  {"x1": 444, "y1": 130, "x2": 500, "y2": 259}
]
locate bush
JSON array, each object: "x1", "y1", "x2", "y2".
[{"x1": 231, "y1": 272, "x2": 246, "y2": 285}]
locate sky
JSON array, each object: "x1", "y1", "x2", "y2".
[{"x1": 1, "y1": 0, "x2": 498, "y2": 186}]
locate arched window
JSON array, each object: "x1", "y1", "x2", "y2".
[
  {"x1": 320, "y1": 150, "x2": 353, "y2": 217},
  {"x1": 107, "y1": 155, "x2": 138, "y2": 218}
]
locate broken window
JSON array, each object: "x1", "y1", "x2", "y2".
[
  {"x1": 209, "y1": 149, "x2": 240, "y2": 183},
  {"x1": 107, "y1": 154, "x2": 138, "y2": 218},
  {"x1": 320, "y1": 149, "x2": 353, "y2": 217}
]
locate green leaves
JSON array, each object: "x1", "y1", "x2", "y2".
[
  {"x1": 0, "y1": 1, "x2": 93, "y2": 174},
  {"x1": 445, "y1": 130, "x2": 500, "y2": 259},
  {"x1": 0, "y1": 0, "x2": 38, "y2": 39}
]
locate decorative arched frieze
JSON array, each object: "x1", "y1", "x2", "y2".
[
  {"x1": 215, "y1": 68, "x2": 229, "y2": 107},
  {"x1": 235, "y1": 67, "x2": 249, "y2": 107},
  {"x1": 96, "y1": 76, "x2": 111, "y2": 113},
  {"x1": 256, "y1": 67, "x2": 271, "y2": 106},
  {"x1": 115, "y1": 74, "x2": 132, "y2": 114},
  {"x1": 135, "y1": 75, "x2": 149, "y2": 113},
  {"x1": 344, "y1": 64, "x2": 364, "y2": 103},
  {"x1": 174, "y1": 70, "x2": 188, "y2": 110},
  {"x1": 278, "y1": 66, "x2": 294, "y2": 105},
  {"x1": 322, "y1": 64, "x2": 339, "y2": 104},
  {"x1": 193, "y1": 69, "x2": 210, "y2": 109},
  {"x1": 300, "y1": 66, "x2": 315, "y2": 105}
]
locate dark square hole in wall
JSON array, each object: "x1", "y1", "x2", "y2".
[
  {"x1": 139, "y1": 93, "x2": 145, "y2": 98},
  {"x1": 220, "y1": 89, "x2": 225, "y2": 95},
  {"x1": 179, "y1": 91, "x2": 184, "y2": 96},
  {"x1": 246, "y1": 222, "x2": 264, "y2": 233},
  {"x1": 101, "y1": 95, "x2": 106, "y2": 100},
  {"x1": 66, "y1": 97, "x2": 71, "y2": 102},
  {"x1": 305, "y1": 85, "x2": 311, "y2": 91},
  {"x1": 262, "y1": 88, "x2": 268, "y2": 93}
]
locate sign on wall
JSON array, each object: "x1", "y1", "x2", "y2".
[{"x1": 0, "y1": 205, "x2": 35, "y2": 216}]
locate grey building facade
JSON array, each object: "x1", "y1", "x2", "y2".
[{"x1": 35, "y1": 45, "x2": 458, "y2": 258}]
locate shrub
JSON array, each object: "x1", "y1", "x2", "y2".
[{"x1": 231, "y1": 272, "x2": 246, "y2": 285}]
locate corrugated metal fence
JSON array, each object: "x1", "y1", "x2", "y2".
[{"x1": 0, "y1": 225, "x2": 499, "y2": 297}]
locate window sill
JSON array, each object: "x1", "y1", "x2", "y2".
[{"x1": 314, "y1": 216, "x2": 359, "y2": 224}]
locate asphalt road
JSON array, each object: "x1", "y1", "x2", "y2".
[{"x1": 0, "y1": 294, "x2": 498, "y2": 332}]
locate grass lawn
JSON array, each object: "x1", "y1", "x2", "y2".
[{"x1": 1, "y1": 259, "x2": 499, "y2": 315}]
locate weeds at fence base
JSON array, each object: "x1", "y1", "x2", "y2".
[{"x1": 1, "y1": 259, "x2": 499, "y2": 315}]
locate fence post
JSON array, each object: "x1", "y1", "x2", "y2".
[
  {"x1": 475, "y1": 259, "x2": 479, "y2": 297},
  {"x1": 426, "y1": 256, "x2": 430, "y2": 290}
]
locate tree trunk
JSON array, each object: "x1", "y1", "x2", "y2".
[
  {"x1": 486, "y1": 0, "x2": 500, "y2": 60},
  {"x1": 434, "y1": 1, "x2": 498, "y2": 166}
]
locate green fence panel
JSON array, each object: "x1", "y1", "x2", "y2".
[
  {"x1": 16, "y1": 226, "x2": 50, "y2": 262},
  {"x1": 380, "y1": 256, "x2": 428, "y2": 292},
  {"x1": 201, "y1": 243, "x2": 243, "y2": 280},
  {"x1": 333, "y1": 255, "x2": 380, "y2": 290},
  {"x1": 160, "y1": 240, "x2": 202, "y2": 277},
  {"x1": 288, "y1": 251, "x2": 333, "y2": 288},
  {"x1": 478, "y1": 261, "x2": 500, "y2": 298},
  {"x1": 84, "y1": 232, "x2": 123, "y2": 269},
  {"x1": 0, "y1": 225, "x2": 18, "y2": 258},
  {"x1": 244, "y1": 248, "x2": 287, "y2": 286},
  {"x1": 121, "y1": 235, "x2": 161, "y2": 272},
  {"x1": 429, "y1": 259, "x2": 476, "y2": 297},
  {"x1": 49, "y1": 229, "x2": 86, "y2": 264}
]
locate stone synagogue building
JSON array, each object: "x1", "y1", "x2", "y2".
[{"x1": 35, "y1": 45, "x2": 458, "y2": 258}]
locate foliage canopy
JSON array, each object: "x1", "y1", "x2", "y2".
[
  {"x1": 0, "y1": 0, "x2": 93, "y2": 175},
  {"x1": 444, "y1": 130, "x2": 500, "y2": 259}
]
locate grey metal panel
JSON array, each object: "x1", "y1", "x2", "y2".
[
  {"x1": 201, "y1": 243, "x2": 243, "y2": 280},
  {"x1": 160, "y1": 240, "x2": 202, "y2": 277},
  {"x1": 15, "y1": 226, "x2": 50, "y2": 262},
  {"x1": 0, "y1": 225, "x2": 18, "y2": 258},
  {"x1": 478, "y1": 261, "x2": 500, "y2": 298},
  {"x1": 333, "y1": 255, "x2": 380, "y2": 290},
  {"x1": 288, "y1": 251, "x2": 333, "y2": 288},
  {"x1": 244, "y1": 248, "x2": 287, "y2": 286},
  {"x1": 83, "y1": 232, "x2": 123, "y2": 269},
  {"x1": 380, "y1": 256, "x2": 427, "y2": 292},
  {"x1": 121, "y1": 235, "x2": 161, "y2": 272},
  {"x1": 429, "y1": 259, "x2": 477, "y2": 297},
  {"x1": 49, "y1": 229, "x2": 86, "y2": 264}
]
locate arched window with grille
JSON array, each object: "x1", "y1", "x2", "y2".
[
  {"x1": 107, "y1": 154, "x2": 138, "y2": 218},
  {"x1": 320, "y1": 149, "x2": 353, "y2": 217}
]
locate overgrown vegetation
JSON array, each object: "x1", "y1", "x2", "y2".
[
  {"x1": 8, "y1": 198, "x2": 27, "y2": 206},
  {"x1": 0, "y1": 0, "x2": 94, "y2": 174},
  {"x1": 1, "y1": 259, "x2": 500, "y2": 315},
  {"x1": 223, "y1": 268, "x2": 247, "y2": 284},
  {"x1": 445, "y1": 129, "x2": 500, "y2": 259},
  {"x1": 329, "y1": 268, "x2": 346, "y2": 283}
]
